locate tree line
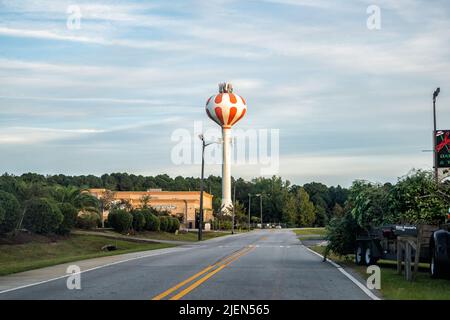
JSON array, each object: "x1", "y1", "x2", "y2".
[{"x1": 0, "y1": 173, "x2": 350, "y2": 232}]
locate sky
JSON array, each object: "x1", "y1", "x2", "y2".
[{"x1": 0, "y1": 0, "x2": 449, "y2": 187}]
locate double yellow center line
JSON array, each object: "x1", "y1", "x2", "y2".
[{"x1": 152, "y1": 245, "x2": 256, "y2": 300}]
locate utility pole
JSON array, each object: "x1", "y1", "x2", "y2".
[
  {"x1": 198, "y1": 136, "x2": 206, "y2": 241},
  {"x1": 248, "y1": 193, "x2": 252, "y2": 231},
  {"x1": 232, "y1": 180, "x2": 236, "y2": 234},
  {"x1": 198, "y1": 134, "x2": 221, "y2": 240},
  {"x1": 260, "y1": 194, "x2": 263, "y2": 229},
  {"x1": 433, "y1": 87, "x2": 441, "y2": 184}
]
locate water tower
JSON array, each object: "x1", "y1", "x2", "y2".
[{"x1": 206, "y1": 82, "x2": 247, "y2": 214}]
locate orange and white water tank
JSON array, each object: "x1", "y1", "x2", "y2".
[{"x1": 205, "y1": 83, "x2": 247, "y2": 213}]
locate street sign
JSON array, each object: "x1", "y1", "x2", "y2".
[{"x1": 436, "y1": 130, "x2": 450, "y2": 168}]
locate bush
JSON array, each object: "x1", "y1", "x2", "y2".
[
  {"x1": 325, "y1": 211, "x2": 361, "y2": 256},
  {"x1": 58, "y1": 203, "x2": 78, "y2": 234},
  {"x1": 76, "y1": 211, "x2": 100, "y2": 230},
  {"x1": 0, "y1": 206, "x2": 4, "y2": 226},
  {"x1": 108, "y1": 209, "x2": 133, "y2": 233},
  {"x1": 159, "y1": 216, "x2": 169, "y2": 232},
  {"x1": 0, "y1": 191, "x2": 21, "y2": 234},
  {"x1": 131, "y1": 210, "x2": 146, "y2": 231},
  {"x1": 23, "y1": 198, "x2": 63, "y2": 234},
  {"x1": 168, "y1": 217, "x2": 180, "y2": 233},
  {"x1": 143, "y1": 210, "x2": 160, "y2": 231}
]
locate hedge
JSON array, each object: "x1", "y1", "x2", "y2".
[
  {"x1": 159, "y1": 216, "x2": 169, "y2": 232},
  {"x1": 108, "y1": 209, "x2": 133, "y2": 233},
  {"x1": 143, "y1": 211, "x2": 160, "y2": 231},
  {"x1": 131, "y1": 210, "x2": 146, "y2": 231},
  {"x1": 76, "y1": 211, "x2": 100, "y2": 230}
]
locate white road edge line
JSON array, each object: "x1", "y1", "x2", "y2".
[
  {"x1": 303, "y1": 245, "x2": 381, "y2": 301},
  {"x1": 0, "y1": 246, "x2": 190, "y2": 295}
]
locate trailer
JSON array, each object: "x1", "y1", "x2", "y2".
[{"x1": 355, "y1": 224, "x2": 450, "y2": 278}]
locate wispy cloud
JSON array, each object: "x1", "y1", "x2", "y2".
[{"x1": 0, "y1": 0, "x2": 449, "y2": 184}]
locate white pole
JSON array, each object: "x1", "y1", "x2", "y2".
[{"x1": 221, "y1": 127, "x2": 232, "y2": 214}]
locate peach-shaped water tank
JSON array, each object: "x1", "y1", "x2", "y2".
[{"x1": 205, "y1": 83, "x2": 247, "y2": 128}]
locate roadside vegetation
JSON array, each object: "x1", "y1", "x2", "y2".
[
  {"x1": 294, "y1": 228, "x2": 327, "y2": 240},
  {"x1": 0, "y1": 234, "x2": 173, "y2": 276},
  {"x1": 324, "y1": 169, "x2": 449, "y2": 258},
  {"x1": 83, "y1": 229, "x2": 231, "y2": 242},
  {"x1": 296, "y1": 171, "x2": 450, "y2": 299},
  {"x1": 311, "y1": 245, "x2": 450, "y2": 300},
  {"x1": 294, "y1": 228, "x2": 327, "y2": 236}
]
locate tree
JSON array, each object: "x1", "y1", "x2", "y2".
[
  {"x1": 391, "y1": 170, "x2": 448, "y2": 224},
  {"x1": 0, "y1": 191, "x2": 21, "y2": 234},
  {"x1": 51, "y1": 186, "x2": 99, "y2": 214},
  {"x1": 332, "y1": 203, "x2": 344, "y2": 218},
  {"x1": 281, "y1": 193, "x2": 296, "y2": 227},
  {"x1": 23, "y1": 198, "x2": 63, "y2": 234},
  {"x1": 99, "y1": 190, "x2": 116, "y2": 228},
  {"x1": 58, "y1": 203, "x2": 78, "y2": 234},
  {"x1": 295, "y1": 188, "x2": 316, "y2": 227},
  {"x1": 348, "y1": 180, "x2": 394, "y2": 230},
  {"x1": 140, "y1": 195, "x2": 152, "y2": 208}
]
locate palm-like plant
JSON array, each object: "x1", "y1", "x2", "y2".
[{"x1": 51, "y1": 186, "x2": 100, "y2": 214}]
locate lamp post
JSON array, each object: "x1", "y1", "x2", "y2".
[
  {"x1": 255, "y1": 193, "x2": 270, "y2": 229},
  {"x1": 433, "y1": 87, "x2": 441, "y2": 184},
  {"x1": 255, "y1": 194, "x2": 262, "y2": 228},
  {"x1": 198, "y1": 134, "x2": 219, "y2": 241}
]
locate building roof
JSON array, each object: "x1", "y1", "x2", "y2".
[{"x1": 88, "y1": 188, "x2": 213, "y2": 199}]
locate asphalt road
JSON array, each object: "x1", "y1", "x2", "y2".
[{"x1": 0, "y1": 229, "x2": 371, "y2": 300}]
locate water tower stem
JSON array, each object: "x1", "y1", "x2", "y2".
[{"x1": 222, "y1": 127, "x2": 232, "y2": 212}]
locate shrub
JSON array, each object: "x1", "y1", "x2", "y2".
[
  {"x1": 57, "y1": 203, "x2": 78, "y2": 234},
  {"x1": 23, "y1": 198, "x2": 63, "y2": 234},
  {"x1": 0, "y1": 191, "x2": 21, "y2": 234},
  {"x1": 168, "y1": 217, "x2": 180, "y2": 233},
  {"x1": 108, "y1": 209, "x2": 133, "y2": 233},
  {"x1": 325, "y1": 211, "x2": 361, "y2": 257},
  {"x1": 159, "y1": 216, "x2": 169, "y2": 232},
  {"x1": 0, "y1": 206, "x2": 4, "y2": 226},
  {"x1": 143, "y1": 211, "x2": 160, "y2": 231},
  {"x1": 131, "y1": 210, "x2": 146, "y2": 231},
  {"x1": 76, "y1": 211, "x2": 100, "y2": 230}
]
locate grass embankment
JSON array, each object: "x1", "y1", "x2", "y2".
[
  {"x1": 294, "y1": 227, "x2": 327, "y2": 240},
  {"x1": 89, "y1": 229, "x2": 233, "y2": 242},
  {"x1": 0, "y1": 233, "x2": 174, "y2": 276},
  {"x1": 311, "y1": 245, "x2": 450, "y2": 300},
  {"x1": 137, "y1": 230, "x2": 231, "y2": 241}
]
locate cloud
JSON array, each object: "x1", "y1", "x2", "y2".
[
  {"x1": 0, "y1": 127, "x2": 105, "y2": 144},
  {"x1": 0, "y1": 0, "x2": 449, "y2": 184}
]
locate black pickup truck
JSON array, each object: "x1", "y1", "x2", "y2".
[{"x1": 354, "y1": 224, "x2": 450, "y2": 278}]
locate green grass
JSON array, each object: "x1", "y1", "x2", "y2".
[
  {"x1": 136, "y1": 230, "x2": 232, "y2": 241},
  {"x1": 310, "y1": 245, "x2": 450, "y2": 300},
  {"x1": 294, "y1": 228, "x2": 327, "y2": 240},
  {"x1": 95, "y1": 229, "x2": 232, "y2": 242},
  {"x1": 0, "y1": 234, "x2": 174, "y2": 276}
]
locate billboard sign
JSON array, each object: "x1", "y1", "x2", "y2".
[{"x1": 436, "y1": 130, "x2": 450, "y2": 168}]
